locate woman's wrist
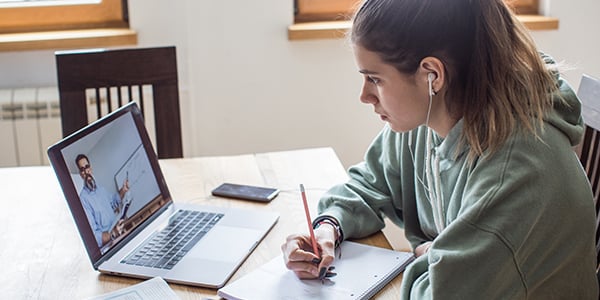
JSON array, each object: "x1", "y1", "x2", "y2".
[{"x1": 312, "y1": 216, "x2": 343, "y2": 249}]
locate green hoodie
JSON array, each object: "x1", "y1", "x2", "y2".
[{"x1": 317, "y1": 72, "x2": 599, "y2": 298}]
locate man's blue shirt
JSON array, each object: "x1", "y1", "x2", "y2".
[{"x1": 80, "y1": 185, "x2": 120, "y2": 247}]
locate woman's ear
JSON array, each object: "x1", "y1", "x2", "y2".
[{"x1": 420, "y1": 57, "x2": 445, "y2": 95}]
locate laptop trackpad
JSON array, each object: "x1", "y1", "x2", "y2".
[{"x1": 187, "y1": 226, "x2": 262, "y2": 262}]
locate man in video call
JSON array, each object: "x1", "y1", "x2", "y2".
[{"x1": 76, "y1": 154, "x2": 130, "y2": 247}]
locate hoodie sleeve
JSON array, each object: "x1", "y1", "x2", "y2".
[{"x1": 316, "y1": 125, "x2": 420, "y2": 241}]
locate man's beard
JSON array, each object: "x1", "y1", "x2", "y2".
[{"x1": 85, "y1": 174, "x2": 97, "y2": 191}]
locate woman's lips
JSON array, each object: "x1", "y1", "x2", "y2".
[{"x1": 377, "y1": 112, "x2": 388, "y2": 121}]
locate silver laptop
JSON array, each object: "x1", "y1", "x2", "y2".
[{"x1": 47, "y1": 102, "x2": 279, "y2": 288}]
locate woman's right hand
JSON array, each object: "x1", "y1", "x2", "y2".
[{"x1": 281, "y1": 225, "x2": 337, "y2": 279}]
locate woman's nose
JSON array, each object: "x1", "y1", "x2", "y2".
[{"x1": 360, "y1": 83, "x2": 377, "y2": 104}]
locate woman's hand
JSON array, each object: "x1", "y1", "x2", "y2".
[
  {"x1": 414, "y1": 241, "x2": 432, "y2": 257},
  {"x1": 281, "y1": 225, "x2": 337, "y2": 279}
]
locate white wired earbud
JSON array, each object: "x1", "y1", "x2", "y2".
[
  {"x1": 408, "y1": 73, "x2": 438, "y2": 206},
  {"x1": 407, "y1": 72, "x2": 446, "y2": 233},
  {"x1": 427, "y1": 72, "x2": 436, "y2": 96},
  {"x1": 424, "y1": 72, "x2": 445, "y2": 232},
  {"x1": 425, "y1": 73, "x2": 435, "y2": 127}
]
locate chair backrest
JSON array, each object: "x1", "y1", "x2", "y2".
[
  {"x1": 55, "y1": 46, "x2": 183, "y2": 159},
  {"x1": 577, "y1": 73, "x2": 600, "y2": 270}
]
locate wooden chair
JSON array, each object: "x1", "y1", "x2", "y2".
[
  {"x1": 576, "y1": 73, "x2": 600, "y2": 276},
  {"x1": 55, "y1": 46, "x2": 183, "y2": 159}
]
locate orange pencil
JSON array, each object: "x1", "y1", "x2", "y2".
[{"x1": 300, "y1": 184, "x2": 320, "y2": 257}]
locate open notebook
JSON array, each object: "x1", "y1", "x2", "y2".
[{"x1": 217, "y1": 241, "x2": 415, "y2": 300}]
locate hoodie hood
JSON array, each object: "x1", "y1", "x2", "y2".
[{"x1": 542, "y1": 53, "x2": 585, "y2": 146}]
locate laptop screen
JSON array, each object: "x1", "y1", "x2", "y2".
[{"x1": 48, "y1": 102, "x2": 172, "y2": 265}]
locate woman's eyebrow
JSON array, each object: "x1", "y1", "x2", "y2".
[{"x1": 359, "y1": 69, "x2": 379, "y2": 75}]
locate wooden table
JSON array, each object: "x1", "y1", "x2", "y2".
[{"x1": 0, "y1": 147, "x2": 405, "y2": 299}]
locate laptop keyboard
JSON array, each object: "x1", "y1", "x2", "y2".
[{"x1": 121, "y1": 210, "x2": 224, "y2": 270}]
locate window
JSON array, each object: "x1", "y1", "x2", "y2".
[
  {"x1": 0, "y1": 0, "x2": 137, "y2": 51},
  {"x1": 290, "y1": 0, "x2": 557, "y2": 40},
  {"x1": 295, "y1": 0, "x2": 539, "y2": 22},
  {"x1": 508, "y1": 0, "x2": 540, "y2": 14},
  {"x1": 294, "y1": 0, "x2": 357, "y2": 23}
]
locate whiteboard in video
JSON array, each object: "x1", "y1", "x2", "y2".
[{"x1": 114, "y1": 144, "x2": 160, "y2": 218}]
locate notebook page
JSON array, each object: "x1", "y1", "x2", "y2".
[{"x1": 217, "y1": 241, "x2": 414, "y2": 300}]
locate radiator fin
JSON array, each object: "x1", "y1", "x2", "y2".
[{"x1": 0, "y1": 87, "x2": 61, "y2": 167}]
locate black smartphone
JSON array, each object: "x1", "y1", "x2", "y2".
[{"x1": 211, "y1": 183, "x2": 280, "y2": 202}]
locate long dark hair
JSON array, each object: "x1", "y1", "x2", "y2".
[{"x1": 351, "y1": 0, "x2": 557, "y2": 159}]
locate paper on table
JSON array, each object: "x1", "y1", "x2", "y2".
[
  {"x1": 217, "y1": 241, "x2": 415, "y2": 300},
  {"x1": 85, "y1": 277, "x2": 180, "y2": 300}
]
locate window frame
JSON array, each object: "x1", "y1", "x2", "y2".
[
  {"x1": 0, "y1": 0, "x2": 136, "y2": 52},
  {"x1": 0, "y1": 0, "x2": 128, "y2": 34},
  {"x1": 295, "y1": 0, "x2": 540, "y2": 23},
  {"x1": 289, "y1": 0, "x2": 556, "y2": 40}
]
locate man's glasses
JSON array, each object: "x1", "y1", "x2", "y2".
[{"x1": 79, "y1": 164, "x2": 90, "y2": 173}]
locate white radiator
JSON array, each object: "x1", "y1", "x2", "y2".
[{"x1": 0, "y1": 87, "x2": 61, "y2": 167}]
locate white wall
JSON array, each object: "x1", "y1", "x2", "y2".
[
  {"x1": 533, "y1": 0, "x2": 600, "y2": 91},
  {"x1": 0, "y1": 0, "x2": 599, "y2": 168}
]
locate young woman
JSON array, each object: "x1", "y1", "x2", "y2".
[{"x1": 281, "y1": 0, "x2": 599, "y2": 298}]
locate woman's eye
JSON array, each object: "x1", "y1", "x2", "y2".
[{"x1": 367, "y1": 76, "x2": 380, "y2": 84}]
